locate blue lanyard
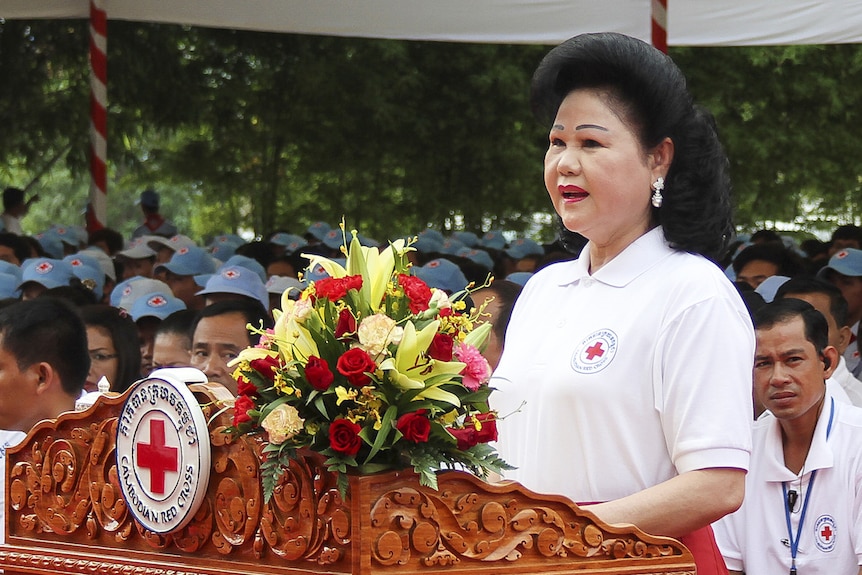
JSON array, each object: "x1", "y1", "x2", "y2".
[{"x1": 781, "y1": 397, "x2": 835, "y2": 575}]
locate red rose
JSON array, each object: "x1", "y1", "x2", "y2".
[
  {"x1": 473, "y1": 412, "x2": 498, "y2": 444},
  {"x1": 398, "y1": 274, "x2": 432, "y2": 313},
  {"x1": 305, "y1": 356, "x2": 335, "y2": 391},
  {"x1": 315, "y1": 275, "x2": 363, "y2": 302},
  {"x1": 427, "y1": 333, "x2": 454, "y2": 361},
  {"x1": 236, "y1": 375, "x2": 259, "y2": 397},
  {"x1": 329, "y1": 418, "x2": 362, "y2": 456},
  {"x1": 336, "y1": 348, "x2": 377, "y2": 387},
  {"x1": 250, "y1": 354, "x2": 281, "y2": 382},
  {"x1": 448, "y1": 413, "x2": 498, "y2": 450},
  {"x1": 396, "y1": 409, "x2": 431, "y2": 443},
  {"x1": 437, "y1": 307, "x2": 453, "y2": 318},
  {"x1": 334, "y1": 308, "x2": 357, "y2": 339},
  {"x1": 233, "y1": 395, "x2": 256, "y2": 427}
]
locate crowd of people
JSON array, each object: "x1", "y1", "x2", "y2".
[{"x1": 2, "y1": 31, "x2": 862, "y2": 574}]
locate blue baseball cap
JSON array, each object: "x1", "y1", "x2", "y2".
[
  {"x1": 322, "y1": 229, "x2": 347, "y2": 251},
  {"x1": 64, "y1": 256, "x2": 105, "y2": 299},
  {"x1": 505, "y1": 271, "x2": 534, "y2": 287},
  {"x1": 34, "y1": 229, "x2": 64, "y2": 259},
  {"x1": 306, "y1": 221, "x2": 331, "y2": 241},
  {"x1": 265, "y1": 275, "x2": 304, "y2": 299},
  {"x1": 479, "y1": 230, "x2": 507, "y2": 251},
  {"x1": 505, "y1": 238, "x2": 544, "y2": 260},
  {"x1": 451, "y1": 231, "x2": 479, "y2": 248},
  {"x1": 117, "y1": 236, "x2": 158, "y2": 260},
  {"x1": 457, "y1": 247, "x2": 494, "y2": 271},
  {"x1": 129, "y1": 291, "x2": 187, "y2": 321},
  {"x1": 80, "y1": 246, "x2": 117, "y2": 281},
  {"x1": 155, "y1": 246, "x2": 218, "y2": 277},
  {"x1": 818, "y1": 248, "x2": 862, "y2": 279},
  {"x1": 755, "y1": 275, "x2": 790, "y2": 303},
  {"x1": 196, "y1": 265, "x2": 269, "y2": 310},
  {"x1": 51, "y1": 225, "x2": 83, "y2": 248},
  {"x1": 18, "y1": 258, "x2": 74, "y2": 290},
  {"x1": 269, "y1": 232, "x2": 307, "y2": 251},
  {"x1": 0, "y1": 273, "x2": 21, "y2": 299},
  {"x1": 147, "y1": 234, "x2": 197, "y2": 254},
  {"x1": 439, "y1": 238, "x2": 466, "y2": 256},
  {"x1": 413, "y1": 235, "x2": 442, "y2": 254},
  {"x1": 111, "y1": 277, "x2": 172, "y2": 310},
  {"x1": 418, "y1": 229, "x2": 445, "y2": 244},
  {"x1": 0, "y1": 261, "x2": 22, "y2": 281},
  {"x1": 412, "y1": 258, "x2": 469, "y2": 295},
  {"x1": 221, "y1": 254, "x2": 267, "y2": 282}
]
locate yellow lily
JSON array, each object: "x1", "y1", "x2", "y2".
[
  {"x1": 273, "y1": 311, "x2": 320, "y2": 363},
  {"x1": 378, "y1": 320, "x2": 465, "y2": 406}
]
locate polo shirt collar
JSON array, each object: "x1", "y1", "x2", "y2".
[
  {"x1": 760, "y1": 395, "x2": 837, "y2": 482},
  {"x1": 559, "y1": 227, "x2": 673, "y2": 288}
]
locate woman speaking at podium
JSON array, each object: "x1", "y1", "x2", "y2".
[{"x1": 492, "y1": 33, "x2": 754, "y2": 575}]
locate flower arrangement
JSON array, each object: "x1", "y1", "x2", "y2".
[{"x1": 229, "y1": 225, "x2": 511, "y2": 500}]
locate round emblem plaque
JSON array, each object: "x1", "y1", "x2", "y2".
[{"x1": 115, "y1": 368, "x2": 211, "y2": 533}]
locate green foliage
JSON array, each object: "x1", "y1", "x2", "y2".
[
  {"x1": 672, "y1": 44, "x2": 862, "y2": 234},
  {"x1": 5, "y1": 18, "x2": 862, "y2": 241}
]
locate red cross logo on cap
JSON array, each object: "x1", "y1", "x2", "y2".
[
  {"x1": 70, "y1": 259, "x2": 82, "y2": 267},
  {"x1": 136, "y1": 419, "x2": 178, "y2": 495},
  {"x1": 35, "y1": 262, "x2": 53, "y2": 274},
  {"x1": 327, "y1": 231, "x2": 338, "y2": 238},
  {"x1": 57, "y1": 227, "x2": 66, "y2": 234},
  {"x1": 838, "y1": 250, "x2": 849, "y2": 258},
  {"x1": 148, "y1": 295, "x2": 167, "y2": 307},
  {"x1": 123, "y1": 285, "x2": 133, "y2": 296},
  {"x1": 178, "y1": 247, "x2": 189, "y2": 255},
  {"x1": 428, "y1": 260, "x2": 441, "y2": 268},
  {"x1": 224, "y1": 269, "x2": 240, "y2": 279},
  {"x1": 170, "y1": 236, "x2": 180, "y2": 243}
]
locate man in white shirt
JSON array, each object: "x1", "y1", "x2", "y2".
[
  {"x1": 0, "y1": 298, "x2": 89, "y2": 544},
  {"x1": 715, "y1": 298, "x2": 862, "y2": 574}
]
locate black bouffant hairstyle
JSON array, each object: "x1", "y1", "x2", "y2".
[{"x1": 532, "y1": 32, "x2": 733, "y2": 262}]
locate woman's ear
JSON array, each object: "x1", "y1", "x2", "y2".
[{"x1": 649, "y1": 137, "x2": 675, "y2": 180}]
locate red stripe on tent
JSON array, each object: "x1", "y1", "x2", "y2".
[
  {"x1": 88, "y1": 0, "x2": 107, "y2": 233},
  {"x1": 652, "y1": 0, "x2": 668, "y2": 53}
]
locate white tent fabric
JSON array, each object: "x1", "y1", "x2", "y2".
[
  {"x1": 1, "y1": 0, "x2": 651, "y2": 45},
  {"x1": 670, "y1": 0, "x2": 862, "y2": 46},
  {"x1": 4, "y1": 1, "x2": 862, "y2": 46}
]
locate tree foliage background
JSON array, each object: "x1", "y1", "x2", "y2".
[{"x1": 1, "y1": 18, "x2": 862, "y2": 244}]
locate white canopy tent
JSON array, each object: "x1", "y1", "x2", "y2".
[{"x1": 4, "y1": 0, "x2": 862, "y2": 46}]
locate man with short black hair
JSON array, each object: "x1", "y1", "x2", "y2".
[
  {"x1": 190, "y1": 300, "x2": 270, "y2": 394},
  {"x1": 715, "y1": 298, "x2": 862, "y2": 574},
  {"x1": 0, "y1": 297, "x2": 89, "y2": 544}
]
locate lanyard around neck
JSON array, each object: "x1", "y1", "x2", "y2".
[{"x1": 781, "y1": 396, "x2": 835, "y2": 575}]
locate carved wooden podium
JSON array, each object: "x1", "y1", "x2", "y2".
[{"x1": 1, "y1": 382, "x2": 695, "y2": 575}]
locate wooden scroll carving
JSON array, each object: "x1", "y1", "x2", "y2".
[{"x1": 1, "y1": 383, "x2": 695, "y2": 575}]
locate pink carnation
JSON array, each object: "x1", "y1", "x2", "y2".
[{"x1": 454, "y1": 343, "x2": 491, "y2": 391}]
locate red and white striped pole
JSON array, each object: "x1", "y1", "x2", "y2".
[
  {"x1": 651, "y1": 0, "x2": 668, "y2": 53},
  {"x1": 87, "y1": 0, "x2": 107, "y2": 233}
]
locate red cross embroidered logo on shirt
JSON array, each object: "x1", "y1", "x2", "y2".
[
  {"x1": 585, "y1": 342, "x2": 605, "y2": 360},
  {"x1": 136, "y1": 418, "x2": 178, "y2": 495}
]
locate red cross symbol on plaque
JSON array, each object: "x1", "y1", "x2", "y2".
[
  {"x1": 585, "y1": 341, "x2": 605, "y2": 360},
  {"x1": 821, "y1": 525, "x2": 833, "y2": 541},
  {"x1": 136, "y1": 419, "x2": 178, "y2": 495}
]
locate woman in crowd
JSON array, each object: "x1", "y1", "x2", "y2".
[
  {"x1": 491, "y1": 33, "x2": 754, "y2": 574},
  {"x1": 81, "y1": 304, "x2": 141, "y2": 393}
]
